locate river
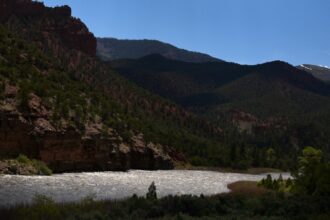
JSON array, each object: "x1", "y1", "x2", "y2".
[{"x1": 0, "y1": 170, "x2": 290, "y2": 207}]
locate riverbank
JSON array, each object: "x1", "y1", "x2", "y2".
[
  {"x1": 1, "y1": 186, "x2": 329, "y2": 220},
  {"x1": 175, "y1": 164, "x2": 284, "y2": 174},
  {"x1": 0, "y1": 156, "x2": 284, "y2": 176},
  {"x1": 0, "y1": 170, "x2": 290, "y2": 207},
  {"x1": 0, "y1": 155, "x2": 52, "y2": 175},
  {"x1": 0, "y1": 171, "x2": 327, "y2": 219},
  {"x1": 227, "y1": 181, "x2": 271, "y2": 196}
]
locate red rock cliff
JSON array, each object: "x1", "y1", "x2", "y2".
[
  {"x1": 0, "y1": 0, "x2": 96, "y2": 56},
  {"x1": 0, "y1": 109, "x2": 174, "y2": 172}
]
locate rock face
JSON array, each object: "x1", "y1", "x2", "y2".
[
  {"x1": 230, "y1": 109, "x2": 257, "y2": 133},
  {"x1": 0, "y1": 0, "x2": 177, "y2": 173},
  {"x1": 229, "y1": 109, "x2": 285, "y2": 134},
  {"x1": 0, "y1": 109, "x2": 174, "y2": 172},
  {"x1": 0, "y1": 160, "x2": 38, "y2": 175},
  {"x1": 0, "y1": 0, "x2": 96, "y2": 56}
]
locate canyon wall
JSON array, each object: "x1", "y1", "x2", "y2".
[{"x1": 0, "y1": 110, "x2": 174, "y2": 172}]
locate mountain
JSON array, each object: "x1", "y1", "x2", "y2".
[
  {"x1": 0, "y1": 0, "x2": 228, "y2": 172},
  {"x1": 297, "y1": 64, "x2": 330, "y2": 82},
  {"x1": 111, "y1": 55, "x2": 330, "y2": 118},
  {"x1": 97, "y1": 37, "x2": 222, "y2": 63},
  {"x1": 111, "y1": 55, "x2": 330, "y2": 167},
  {"x1": 1, "y1": 0, "x2": 329, "y2": 172}
]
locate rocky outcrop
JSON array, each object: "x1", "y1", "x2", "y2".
[
  {"x1": 0, "y1": 0, "x2": 96, "y2": 56},
  {"x1": 40, "y1": 130, "x2": 174, "y2": 172},
  {"x1": 0, "y1": 109, "x2": 174, "y2": 172},
  {"x1": 230, "y1": 109, "x2": 258, "y2": 134},
  {"x1": 0, "y1": 160, "x2": 38, "y2": 175},
  {"x1": 229, "y1": 109, "x2": 286, "y2": 134}
]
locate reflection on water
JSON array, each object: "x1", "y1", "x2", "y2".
[{"x1": 0, "y1": 170, "x2": 290, "y2": 207}]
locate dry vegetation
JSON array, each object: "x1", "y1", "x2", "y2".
[{"x1": 227, "y1": 181, "x2": 270, "y2": 196}]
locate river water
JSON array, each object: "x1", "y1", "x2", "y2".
[{"x1": 0, "y1": 170, "x2": 290, "y2": 207}]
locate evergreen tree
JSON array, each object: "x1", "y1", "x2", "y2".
[
  {"x1": 146, "y1": 181, "x2": 157, "y2": 200},
  {"x1": 292, "y1": 146, "x2": 328, "y2": 195}
]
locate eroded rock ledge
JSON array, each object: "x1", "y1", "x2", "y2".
[{"x1": 0, "y1": 107, "x2": 175, "y2": 173}]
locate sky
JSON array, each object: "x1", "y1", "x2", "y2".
[{"x1": 43, "y1": 0, "x2": 330, "y2": 66}]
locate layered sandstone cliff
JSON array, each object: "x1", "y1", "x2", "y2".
[
  {"x1": 0, "y1": 106, "x2": 174, "y2": 172},
  {"x1": 0, "y1": 84, "x2": 174, "y2": 172}
]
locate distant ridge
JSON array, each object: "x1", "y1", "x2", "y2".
[
  {"x1": 112, "y1": 54, "x2": 330, "y2": 118},
  {"x1": 97, "y1": 37, "x2": 222, "y2": 63},
  {"x1": 297, "y1": 64, "x2": 330, "y2": 82}
]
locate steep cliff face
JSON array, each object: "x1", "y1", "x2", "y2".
[
  {"x1": 0, "y1": 108, "x2": 174, "y2": 172},
  {"x1": 0, "y1": 0, "x2": 96, "y2": 56},
  {"x1": 0, "y1": 82, "x2": 175, "y2": 172}
]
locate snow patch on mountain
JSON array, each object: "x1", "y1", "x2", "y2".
[
  {"x1": 300, "y1": 65, "x2": 312, "y2": 71},
  {"x1": 318, "y1": 65, "x2": 330, "y2": 69}
]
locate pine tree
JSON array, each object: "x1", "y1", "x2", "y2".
[{"x1": 146, "y1": 181, "x2": 157, "y2": 200}]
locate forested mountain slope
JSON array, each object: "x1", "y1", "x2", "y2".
[
  {"x1": 111, "y1": 55, "x2": 330, "y2": 167},
  {"x1": 112, "y1": 55, "x2": 330, "y2": 118},
  {"x1": 1, "y1": 0, "x2": 328, "y2": 172},
  {"x1": 97, "y1": 37, "x2": 222, "y2": 63},
  {"x1": 0, "y1": 0, "x2": 225, "y2": 171},
  {"x1": 297, "y1": 64, "x2": 330, "y2": 82}
]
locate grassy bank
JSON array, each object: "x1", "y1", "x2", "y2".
[
  {"x1": 227, "y1": 181, "x2": 271, "y2": 196},
  {"x1": 1, "y1": 183, "x2": 329, "y2": 220}
]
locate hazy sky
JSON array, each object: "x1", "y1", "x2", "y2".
[{"x1": 43, "y1": 0, "x2": 330, "y2": 66}]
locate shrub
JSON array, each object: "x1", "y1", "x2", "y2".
[
  {"x1": 32, "y1": 159, "x2": 53, "y2": 175},
  {"x1": 190, "y1": 156, "x2": 204, "y2": 166},
  {"x1": 16, "y1": 154, "x2": 30, "y2": 164}
]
